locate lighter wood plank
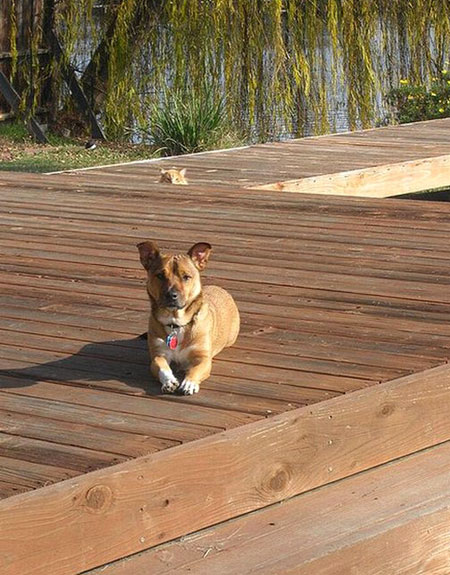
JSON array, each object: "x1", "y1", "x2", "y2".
[{"x1": 253, "y1": 154, "x2": 450, "y2": 198}]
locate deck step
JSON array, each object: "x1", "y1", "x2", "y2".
[{"x1": 86, "y1": 440, "x2": 450, "y2": 574}]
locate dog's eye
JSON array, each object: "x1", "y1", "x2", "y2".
[
  {"x1": 156, "y1": 272, "x2": 165, "y2": 281},
  {"x1": 182, "y1": 274, "x2": 191, "y2": 282}
]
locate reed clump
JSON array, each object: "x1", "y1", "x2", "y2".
[{"x1": 144, "y1": 88, "x2": 237, "y2": 156}]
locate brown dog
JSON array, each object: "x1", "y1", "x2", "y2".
[{"x1": 137, "y1": 241, "x2": 240, "y2": 394}]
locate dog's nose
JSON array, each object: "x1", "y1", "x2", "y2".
[{"x1": 166, "y1": 288, "x2": 179, "y2": 302}]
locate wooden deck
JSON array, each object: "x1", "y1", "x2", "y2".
[
  {"x1": 80, "y1": 117, "x2": 450, "y2": 197},
  {"x1": 2, "y1": 118, "x2": 450, "y2": 574}
]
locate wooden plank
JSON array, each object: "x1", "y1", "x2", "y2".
[
  {"x1": 0, "y1": 432, "x2": 127, "y2": 472},
  {"x1": 0, "y1": 456, "x2": 77, "y2": 491},
  {"x1": 4, "y1": 194, "x2": 450, "y2": 238},
  {"x1": 7, "y1": 238, "x2": 450, "y2": 297},
  {"x1": 0, "y1": 290, "x2": 447, "y2": 366},
  {"x1": 0, "y1": 374, "x2": 258, "y2": 430},
  {"x1": 0, "y1": 331, "x2": 407, "y2": 382},
  {"x1": 6, "y1": 221, "x2": 450, "y2": 279},
  {"x1": 4, "y1": 180, "x2": 450, "y2": 228},
  {"x1": 7, "y1": 197, "x2": 450, "y2": 248},
  {"x1": 253, "y1": 154, "x2": 450, "y2": 198},
  {"x1": 4, "y1": 271, "x2": 450, "y2": 342},
  {"x1": 0, "y1": 408, "x2": 174, "y2": 458},
  {"x1": 0, "y1": 313, "x2": 439, "y2": 376},
  {"x1": 2, "y1": 363, "x2": 450, "y2": 575},
  {"x1": 94, "y1": 441, "x2": 450, "y2": 575},
  {"x1": 0, "y1": 385, "x2": 215, "y2": 443},
  {"x1": 6, "y1": 246, "x2": 450, "y2": 305},
  {"x1": 0, "y1": 482, "x2": 30, "y2": 499},
  {"x1": 5, "y1": 212, "x2": 450, "y2": 274}
]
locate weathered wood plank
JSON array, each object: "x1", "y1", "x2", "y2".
[
  {"x1": 94, "y1": 441, "x2": 450, "y2": 575},
  {"x1": 0, "y1": 456, "x2": 77, "y2": 491},
  {"x1": 0, "y1": 386, "x2": 214, "y2": 442},
  {"x1": 2, "y1": 363, "x2": 450, "y2": 575},
  {"x1": 0, "y1": 373, "x2": 258, "y2": 429},
  {"x1": 0, "y1": 408, "x2": 175, "y2": 457}
]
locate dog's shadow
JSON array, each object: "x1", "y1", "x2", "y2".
[{"x1": 0, "y1": 336, "x2": 165, "y2": 396}]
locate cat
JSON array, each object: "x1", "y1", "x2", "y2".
[{"x1": 159, "y1": 168, "x2": 188, "y2": 185}]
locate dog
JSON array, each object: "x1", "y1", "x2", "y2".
[
  {"x1": 159, "y1": 168, "x2": 188, "y2": 185},
  {"x1": 137, "y1": 241, "x2": 240, "y2": 394}
]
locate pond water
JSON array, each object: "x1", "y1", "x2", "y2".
[{"x1": 70, "y1": 2, "x2": 449, "y2": 143}]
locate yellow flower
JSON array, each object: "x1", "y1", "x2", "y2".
[
  {"x1": 447, "y1": 80, "x2": 450, "y2": 85},
  {"x1": 407, "y1": 95, "x2": 414, "y2": 100},
  {"x1": 399, "y1": 78, "x2": 408, "y2": 84},
  {"x1": 439, "y1": 108, "x2": 445, "y2": 113},
  {"x1": 431, "y1": 92, "x2": 437, "y2": 96},
  {"x1": 442, "y1": 69, "x2": 448, "y2": 74}
]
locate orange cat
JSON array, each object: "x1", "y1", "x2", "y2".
[{"x1": 159, "y1": 168, "x2": 188, "y2": 185}]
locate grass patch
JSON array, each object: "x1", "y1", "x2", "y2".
[
  {"x1": 0, "y1": 121, "x2": 156, "y2": 173},
  {"x1": 0, "y1": 121, "x2": 30, "y2": 142}
]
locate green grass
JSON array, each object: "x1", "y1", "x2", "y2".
[
  {"x1": 0, "y1": 121, "x2": 30, "y2": 142},
  {"x1": 0, "y1": 121, "x2": 156, "y2": 173}
]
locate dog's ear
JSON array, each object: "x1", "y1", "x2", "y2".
[
  {"x1": 137, "y1": 241, "x2": 160, "y2": 270},
  {"x1": 188, "y1": 242, "x2": 212, "y2": 271}
]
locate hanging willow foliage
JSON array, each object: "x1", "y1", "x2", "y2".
[{"x1": 6, "y1": 0, "x2": 450, "y2": 141}]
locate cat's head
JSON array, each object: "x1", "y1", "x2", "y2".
[{"x1": 159, "y1": 168, "x2": 188, "y2": 185}]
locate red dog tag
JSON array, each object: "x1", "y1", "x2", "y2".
[{"x1": 166, "y1": 333, "x2": 178, "y2": 350}]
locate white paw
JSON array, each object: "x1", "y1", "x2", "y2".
[
  {"x1": 160, "y1": 369, "x2": 179, "y2": 394},
  {"x1": 179, "y1": 379, "x2": 199, "y2": 395}
]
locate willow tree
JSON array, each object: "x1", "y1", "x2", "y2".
[{"x1": 4, "y1": 0, "x2": 450, "y2": 140}]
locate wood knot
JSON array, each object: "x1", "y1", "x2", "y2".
[
  {"x1": 84, "y1": 485, "x2": 113, "y2": 513},
  {"x1": 259, "y1": 465, "x2": 291, "y2": 498},
  {"x1": 270, "y1": 469, "x2": 289, "y2": 491},
  {"x1": 380, "y1": 403, "x2": 395, "y2": 417}
]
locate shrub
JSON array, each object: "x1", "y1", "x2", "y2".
[
  {"x1": 386, "y1": 70, "x2": 450, "y2": 124},
  {"x1": 144, "y1": 87, "x2": 233, "y2": 156}
]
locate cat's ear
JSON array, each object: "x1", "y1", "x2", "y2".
[
  {"x1": 160, "y1": 168, "x2": 167, "y2": 175},
  {"x1": 179, "y1": 168, "x2": 187, "y2": 177}
]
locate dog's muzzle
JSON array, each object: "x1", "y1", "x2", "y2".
[{"x1": 164, "y1": 288, "x2": 185, "y2": 309}]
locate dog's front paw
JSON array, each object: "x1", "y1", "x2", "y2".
[
  {"x1": 159, "y1": 370, "x2": 179, "y2": 394},
  {"x1": 179, "y1": 379, "x2": 200, "y2": 395},
  {"x1": 161, "y1": 380, "x2": 179, "y2": 394}
]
